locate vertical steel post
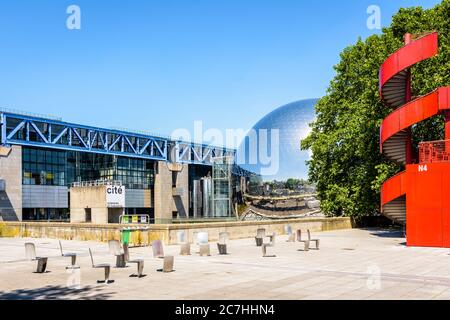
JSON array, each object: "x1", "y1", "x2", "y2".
[
  {"x1": 445, "y1": 112, "x2": 450, "y2": 153},
  {"x1": 48, "y1": 124, "x2": 52, "y2": 143},
  {"x1": 0, "y1": 113, "x2": 6, "y2": 145},
  {"x1": 404, "y1": 33, "x2": 414, "y2": 164}
]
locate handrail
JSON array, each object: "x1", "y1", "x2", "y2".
[
  {"x1": 379, "y1": 31, "x2": 438, "y2": 90},
  {"x1": 419, "y1": 140, "x2": 450, "y2": 163},
  {"x1": 71, "y1": 179, "x2": 122, "y2": 187}
]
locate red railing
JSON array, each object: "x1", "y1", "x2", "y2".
[{"x1": 419, "y1": 140, "x2": 450, "y2": 163}]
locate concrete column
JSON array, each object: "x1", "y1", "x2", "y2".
[
  {"x1": 70, "y1": 208, "x2": 86, "y2": 223},
  {"x1": 174, "y1": 163, "x2": 189, "y2": 218},
  {"x1": 154, "y1": 161, "x2": 189, "y2": 223},
  {"x1": 0, "y1": 145, "x2": 22, "y2": 221},
  {"x1": 92, "y1": 208, "x2": 108, "y2": 225}
]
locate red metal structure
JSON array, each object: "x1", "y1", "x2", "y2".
[{"x1": 380, "y1": 31, "x2": 450, "y2": 247}]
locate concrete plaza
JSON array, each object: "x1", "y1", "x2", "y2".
[{"x1": 1, "y1": 228, "x2": 450, "y2": 300}]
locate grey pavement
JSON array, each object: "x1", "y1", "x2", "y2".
[{"x1": 1, "y1": 228, "x2": 450, "y2": 300}]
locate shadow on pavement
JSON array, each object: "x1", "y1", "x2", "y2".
[
  {"x1": 368, "y1": 229, "x2": 404, "y2": 238},
  {"x1": 0, "y1": 285, "x2": 115, "y2": 300}
]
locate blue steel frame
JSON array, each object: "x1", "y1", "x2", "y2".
[
  {"x1": 0, "y1": 112, "x2": 236, "y2": 166},
  {"x1": 174, "y1": 140, "x2": 236, "y2": 165}
]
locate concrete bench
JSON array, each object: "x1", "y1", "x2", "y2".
[{"x1": 25, "y1": 243, "x2": 48, "y2": 273}]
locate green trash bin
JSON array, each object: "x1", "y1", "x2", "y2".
[{"x1": 121, "y1": 229, "x2": 131, "y2": 246}]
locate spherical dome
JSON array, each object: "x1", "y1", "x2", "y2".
[{"x1": 237, "y1": 99, "x2": 318, "y2": 181}]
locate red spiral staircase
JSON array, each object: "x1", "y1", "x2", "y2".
[{"x1": 380, "y1": 32, "x2": 450, "y2": 247}]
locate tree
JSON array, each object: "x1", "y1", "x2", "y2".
[
  {"x1": 301, "y1": 1, "x2": 450, "y2": 217},
  {"x1": 285, "y1": 178, "x2": 300, "y2": 190}
]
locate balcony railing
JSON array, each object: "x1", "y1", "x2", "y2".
[
  {"x1": 71, "y1": 179, "x2": 123, "y2": 187},
  {"x1": 419, "y1": 140, "x2": 450, "y2": 163}
]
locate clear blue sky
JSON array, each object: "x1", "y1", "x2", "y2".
[{"x1": 0, "y1": 0, "x2": 441, "y2": 146}]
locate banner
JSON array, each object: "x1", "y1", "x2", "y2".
[{"x1": 106, "y1": 186, "x2": 125, "y2": 208}]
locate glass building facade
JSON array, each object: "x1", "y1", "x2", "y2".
[
  {"x1": 22, "y1": 208, "x2": 70, "y2": 222},
  {"x1": 22, "y1": 147, "x2": 155, "y2": 189},
  {"x1": 21, "y1": 147, "x2": 155, "y2": 221},
  {"x1": 212, "y1": 158, "x2": 232, "y2": 217},
  {"x1": 0, "y1": 111, "x2": 242, "y2": 224}
]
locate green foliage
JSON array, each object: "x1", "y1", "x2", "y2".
[
  {"x1": 301, "y1": 0, "x2": 450, "y2": 217},
  {"x1": 284, "y1": 178, "x2": 307, "y2": 190}
]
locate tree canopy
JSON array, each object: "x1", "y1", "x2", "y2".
[{"x1": 301, "y1": 0, "x2": 450, "y2": 217}]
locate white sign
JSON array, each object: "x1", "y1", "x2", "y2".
[{"x1": 106, "y1": 186, "x2": 125, "y2": 208}]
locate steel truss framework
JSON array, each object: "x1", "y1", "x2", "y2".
[
  {"x1": 0, "y1": 112, "x2": 236, "y2": 167},
  {"x1": 174, "y1": 141, "x2": 235, "y2": 165}
]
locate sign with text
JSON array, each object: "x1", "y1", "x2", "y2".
[{"x1": 106, "y1": 186, "x2": 125, "y2": 208}]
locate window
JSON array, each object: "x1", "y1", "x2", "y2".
[
  {"x1": 22, "y1": 147, "x2": 155, "y2": 189},
  {"x1": 22, "y1": 147, "x2": 67, "y2": 186}
]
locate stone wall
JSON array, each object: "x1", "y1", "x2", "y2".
[
  {"x1": 0, "y1": 217, "x2": 352, "y2": 246},
  {"x1": 0, "y1": 145, "x2": 22, "y2": 221},
  {"x1": 70, "y1": 186, "x2": 107, "y2": 223}
]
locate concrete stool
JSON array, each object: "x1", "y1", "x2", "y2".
[
  {"x1": 217, "y1": 232, "x2": 229, "y2": 255},
  {"x1": 180, "y1": 243, "x2": 191, "y2": 256},
  {"x1": 262, "y1": 244, "x2": 276, "y2": 257},
  {"x1": 25, "y1": 243, "x2": 48, "y2": 273},
  {"x1": 217, "y1": 243, "x2": 227, "y2": 255},
  {"x1": 123, "y1": 244, "x2": 145, "y2": 278},
  {"x1": 255, "y1": 228, "x2": 266, "y2": 247},
  {"x1": 296, "y1": 230, "x2": 310, "y2": 251},
  {"x1": 199, "y1": 244, "x2": 211, "y2": 256},
  {"x1": 287, "y1": 233, "x2": 296, "y2": 242},
  {"x1": 59, "y1": 241, "x2": 79, "y2": 270},
  {"x1": 128, "y1": 259, "x2": 144, "y2": 278},
  {"x1": 108, "y1": 240, "x2": 126, "y2": 268},
  {"x1": 262, "y1": 233, "x2": 276, "y2": 257},
  {"x1": 89, "y1": 248, "x2": 113, "y2": 284},
  {"x1": 152, "y1": 240, "x2": 165, "y2": 259},
  {"x1": 307, "y1": 230, "x2": 320, "y2": 250},
  {"x1": 157, "y1": 256, "x2": 174, "y2": 273},
  {"x1": 178, "y1": 231, "x2": 191, "y2": 256},
  {"x1": 285, "y1": 225, "x2": 295, "y2": 242},
  {"x1": 197, "y1": 232, "x2": 210, "y2": 256}
]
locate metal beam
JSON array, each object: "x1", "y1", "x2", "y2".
[{"x1": 0, "y1": 112, "x2": 236, "y2": 165}]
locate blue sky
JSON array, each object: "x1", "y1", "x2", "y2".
[{"x1": 0, "y1": 0, "x2": 441, "y2": 147}]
